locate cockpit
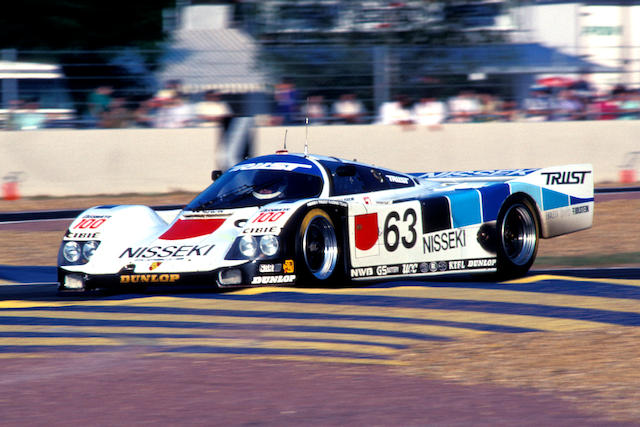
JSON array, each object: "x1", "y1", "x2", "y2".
[{"x1": 186, "y1": 161, "x2": 324, "y2": 211}]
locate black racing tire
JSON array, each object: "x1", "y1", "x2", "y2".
[
  {"x1": 496, "y1": 198, "x2": 539, "y2": 279},
  {"x1": 296, "y1": 208, "x2": 342, "y2": 284}
]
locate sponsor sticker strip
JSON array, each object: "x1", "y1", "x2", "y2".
[{"x1": 350, "y1": 258, "x2": 497, "y2": 279}]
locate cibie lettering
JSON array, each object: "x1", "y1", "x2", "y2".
[
  {"x1": 423, "y1": 230, "x2": 466, "y2": 253},
  {"x1": 541, "y1": 171, "x2": 591, "y2": 185},
  {"x1": 120, "y1": 274, "x2": 180, "y2": 283}
]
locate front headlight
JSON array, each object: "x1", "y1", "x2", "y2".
[
  {"x1": 225, "y1": 234, "x2": 281, "y2": 261},
  {"x1": 63, "y1": 241, "x2": 81, "y2": 263},
  {"x1": 61, "y1": 240, "x2": 102, "y2": 265},
  {"x1": 82, "y1": 240, "x2": 100, "y2": 261},
  {"x1": 259, "y1": 235, "x2": 279, "y2": 257},
  {"x1": 239, "y1": 235, "x2": 258, "y2": 258}
]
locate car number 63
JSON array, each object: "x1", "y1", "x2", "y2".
[{"x1": 383, "y1": 208, "x2": 417, "y2": 252}]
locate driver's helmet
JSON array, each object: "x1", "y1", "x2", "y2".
[{"x1": 252, "y1": 179, "x2": 286, "y2": 200}]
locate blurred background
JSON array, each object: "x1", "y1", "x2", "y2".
[
  {"x1": 1, "y1": 0, "x2": 640, "y2": 198},
  {"x1": 2, "y1": 0, "x2": 640, "y2": 129}
]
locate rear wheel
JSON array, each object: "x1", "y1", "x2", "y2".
[
  {"x1": 297, "y1": 209, "x2": 340, "y2": 283},
  {"x1": 496, "y1": 199, "x2": 539, "y2": 279}
]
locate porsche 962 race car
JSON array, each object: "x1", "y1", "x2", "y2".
[{"x1": 58, "y1": 152, "x2": 593, "y2": 292}]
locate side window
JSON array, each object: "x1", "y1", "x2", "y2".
[
  {"x1": 331, "y1": 166, "x2": 368, "y2": 195},
  {"x1": 354, "y1": 165, "x2": 391, "y2": 193},
  {"x1": 320, "y1": 160, "x2": 413, "y2": 196}
]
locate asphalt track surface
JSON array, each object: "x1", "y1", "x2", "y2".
[{"x1": 1, "y1": 267, "x2": 639, "y2": 425}]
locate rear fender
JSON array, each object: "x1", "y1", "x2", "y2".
[{"x1": 510, "y1": 164, "x2": 594, "y2": 238}]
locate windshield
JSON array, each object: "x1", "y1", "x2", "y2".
[{"x1": 186, "y1": 169, "x2": 324, "y2": 211}]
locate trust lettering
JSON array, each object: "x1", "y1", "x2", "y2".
[{"x1": 541, "y1": 171, "x2": 591, "y2": 185}]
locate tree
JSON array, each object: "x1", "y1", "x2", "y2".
[
  {"x1": 0, "y1": 0, "x2": 174, "y2": 113},
  {"x1": 0, "y1": 0, "x2": 172, "y2": 51}
]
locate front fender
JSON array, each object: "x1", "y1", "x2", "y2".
[{"x1": 59, "y1": 205, "x2": 173, "y2": 268}]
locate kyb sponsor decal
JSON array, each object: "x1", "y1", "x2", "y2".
[
  {"x1": 251, "y1": 275, "x2": 296, "y2": 285},
  {"x1": 258, "y1": 263, "x2": 281, "y2": 273},
  {"x1": 423, "y1": 230, "x2": 466, "y2": 253},
  {"x1": 120, "y1": 274, "x2": 180, "y2": 284},
  {"x1": 120, "y1": 244, "x2": 215, "y2": 259},
  {"x1": 541, "y1": 170, "x2": 591, "y2": 185}
]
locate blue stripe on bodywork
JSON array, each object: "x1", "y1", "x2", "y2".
[
  {"x1": 571, "y1": 196, "x2": 594, "y2": 205},
  {"x1": 542, "y1": 188, "x2": 570, "y2": 210},
  {"x1": 478, "y1": 184, "x2": 510, "y2": 222},
  {"x1": 508, "y1": 182, "x2": 543, "y2": 209},
  {"x1": 447, "y1": 190, "x2": 482, "y2": 228}
]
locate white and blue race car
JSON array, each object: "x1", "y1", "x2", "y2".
[{"x1": 58, "y1": 152, "x2": 593, "y2": 292}]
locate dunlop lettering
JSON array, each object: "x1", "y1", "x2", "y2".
[{"x1": 120, "y1": 274, "x2": 180, "y2": 283}]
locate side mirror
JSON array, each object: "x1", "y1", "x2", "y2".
[
  {"x1": 211, "y1": 170, "x2": 222, "y2": 181},
  {"x1": 336, "y1": 164, "x2": 356, "y2": 177}
]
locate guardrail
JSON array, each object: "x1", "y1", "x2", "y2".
[{"x1": 0, "y1": 204, "x2": 184, "y2": 224}]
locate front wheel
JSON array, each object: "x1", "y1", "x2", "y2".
[
  {"x1": 496, "y1": 199, "x2": 539, "y2": 279},
  {"x1": 297, "y1": 209, "x2": 341, "y2": 283}
]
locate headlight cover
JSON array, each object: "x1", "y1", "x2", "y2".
[
  {"x1": 226, "y1": 235, "x2": 281, "y2": 260},
  {"x1": 238, "y1": 235, "x2": 258, "y2": 258},
  {"x1": 82, "y1": 240, "x2": 100, "y2": 261},
  {"x1": 259, "y1": 234, "x2": 279, "y2": 257},
  {"x1": 62, "y1": 241, "x2": 81, "y2": 263},
  {"x1": 61, "y1": 240, "x2": 101, "y2": 265}
]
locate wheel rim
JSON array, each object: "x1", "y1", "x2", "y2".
[
  {"x1": 500, "y1": 204, "x2": 537, "y2": 266},
  {"x1": 302, "y1": 215, "x2": 338, "y2": 280}
]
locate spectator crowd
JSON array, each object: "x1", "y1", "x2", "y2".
[{"x1": 4, "y1": 77, "x2": 640, "y2": 130}]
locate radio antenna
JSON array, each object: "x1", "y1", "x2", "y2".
[
  {"x1": 304, "y1": 117, "x2": 309, "y2": 157},
  {"x1": 276, "y1": 129, "x2": 288, "y2": 154}
]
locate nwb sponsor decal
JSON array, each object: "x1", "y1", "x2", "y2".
[{"x1": 351, "y1": 267, "x2": 374, "y2": 278}]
